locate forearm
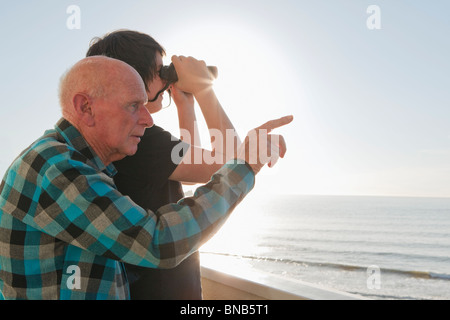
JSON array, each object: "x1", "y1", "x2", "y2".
[
  {"x1": 194, "y1": 88, "x2": 241, "y2": 162},
  {"x1": 176, "y1": 103, "x2": 201, "y2": 146},
  {"x1": 170, "y1": 56, "x2": 241, "y2": 161}
]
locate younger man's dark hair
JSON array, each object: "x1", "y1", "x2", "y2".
[{"x1": 86, "y1": 30, "x2": 166, "y2": 92}]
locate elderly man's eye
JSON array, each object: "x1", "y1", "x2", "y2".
[{"x1": 127, "y1": 103, "x2": 139, "y2": 113}]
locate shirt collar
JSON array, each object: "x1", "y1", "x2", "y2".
[{"x1": 54, "y1": 118, "x2": 117, "y2": 177}]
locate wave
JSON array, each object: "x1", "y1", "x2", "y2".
[
  {"x1": 201, "y1": 251, "x2": 450, "y2": 281},
  {"x1": 350, "y1": 291, "x2": 434, "y2": 300},
  {"x1": 257, "y1": 240, "x2": 450, "y2": 262}
]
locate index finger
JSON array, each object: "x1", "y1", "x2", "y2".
[{"x1": 257, "y1": 115, "x2": 294, "y2": 131}]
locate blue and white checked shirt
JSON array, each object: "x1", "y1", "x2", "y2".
[{"x1": 0, "y1": 118, "x2": 255, "y2": 300}]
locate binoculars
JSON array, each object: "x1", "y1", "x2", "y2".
[
  {"x1": 159, "y1": 63, "x2": 219, "y2": 84},
  {"x1": 148, "y1": 63, "x2": 218, "y2": 103}
]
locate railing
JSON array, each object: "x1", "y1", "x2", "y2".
[{"x1": 201, "y1": 261, "x2": 367, "y2": 300}]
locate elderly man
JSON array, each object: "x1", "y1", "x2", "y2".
[{"x1": 0, "y1": 56, "x2": 292, "y2": 300}]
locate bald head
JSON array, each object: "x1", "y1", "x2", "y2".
[
  {"x1": 59, "y1": 56, "x2": 147, "y2": 119},
  {"x1": 57, "y1": 56, "x2": 152, "y2": 165}
]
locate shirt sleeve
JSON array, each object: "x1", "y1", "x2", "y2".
[{"x1": 33, "y1": 155, "x2": 255, "y2": 269}]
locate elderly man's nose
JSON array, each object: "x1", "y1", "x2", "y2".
[{"x1": 140, "y1": 105, "x2": 154, "y2": 128}]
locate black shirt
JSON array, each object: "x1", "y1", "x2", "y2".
[{"x1": 113, "y1": 125, "x2": 202, "y2": 300}]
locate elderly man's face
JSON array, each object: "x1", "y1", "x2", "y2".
[{"x1": 92, "y1": 74, "x2": 153, "y2": 162}]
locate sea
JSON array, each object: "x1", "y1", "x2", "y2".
[{"x1": 199, "y1": 193, "x2": 450, "y2": 300}]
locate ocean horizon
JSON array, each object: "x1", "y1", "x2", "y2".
[{"x1": 200, "y1": 193, "x2": 450, "y2": 300}]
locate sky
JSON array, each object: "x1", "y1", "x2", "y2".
[{"x1": 0, "y1": 0, "x2": 449, "y2": 198}]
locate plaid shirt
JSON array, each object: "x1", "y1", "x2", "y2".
[{"x1": 0, "y1": 118, "x2": 254, "y2": 300}]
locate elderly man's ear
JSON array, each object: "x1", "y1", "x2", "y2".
[{"x1": 73, "y1": 93, "x2": 95, "y2": 126}]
